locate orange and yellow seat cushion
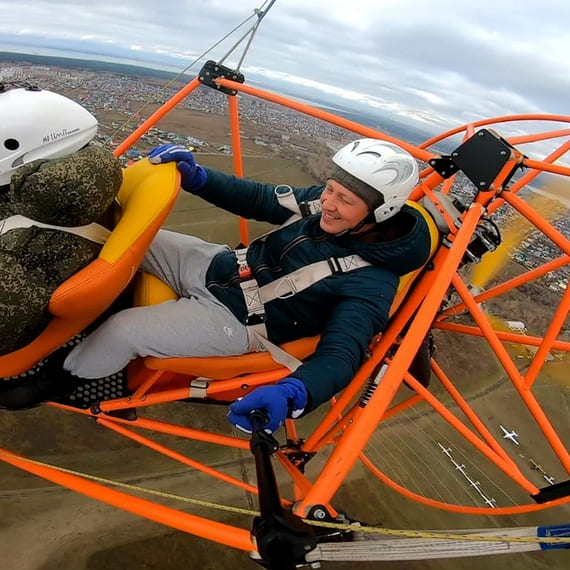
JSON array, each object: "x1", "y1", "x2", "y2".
[{"x1": 0, "y1": 159, "x2": 180, "y2": 377}]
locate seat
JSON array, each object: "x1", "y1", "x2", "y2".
[
  {"x1": 138, "y1": 200, "x2": 440, "y2": 380},
  {"x1": 0, "y1": 159, "x2": 180, "y2": 377}
]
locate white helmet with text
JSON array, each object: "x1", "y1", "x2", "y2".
[
  {"x1": 0, "y1": 87, "x2": 98, "y2": 186},
  {"x1": 331, "y1": 138, "x2": 419, "y2": 223}
]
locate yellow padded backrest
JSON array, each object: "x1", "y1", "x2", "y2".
[
  {"x1": 0, "y1": 159, "x2": 180, "y2": 377},
  {"x1": 389, "y1": 200, "x2": 440, "y2": 315}
]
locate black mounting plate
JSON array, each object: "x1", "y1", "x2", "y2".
[
  {"x1": 532, "y1": 479, "x2": 570, "y2": 504},
  {"x1": 430, "y1": 129, "x2": 523, "y2": 191},
  {"x1": 198, "y1": 60, "x2": 245, "y2": 95}
]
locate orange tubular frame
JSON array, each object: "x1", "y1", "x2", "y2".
[{"x1": 2, "y1": 71, "x2": 570, "y2": 555}]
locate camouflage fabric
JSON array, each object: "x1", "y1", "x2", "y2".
[
  {"x1": 0, "y1": 228, "x2": 101, "y2": 354},
  {"x1": 0, "y1": 146, "x2": 122, "y2": 356},
  {"x1": 9, "y1": 145, "x2": 122, "y2": 226},
  {"x1": 0, "y1": 186, "x2": 14, "y2": 219}
]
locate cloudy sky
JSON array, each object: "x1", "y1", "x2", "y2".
[{"x1": 0, "y1": 0, "x2": 569, "y2": 137}]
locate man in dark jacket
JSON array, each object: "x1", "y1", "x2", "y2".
[{"x1": 26, "y1": 139, "x2": 432, "y2": 431}]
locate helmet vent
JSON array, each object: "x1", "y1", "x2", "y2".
[{"x1": 4, "y1": 138, "x2": 19, "y2": 151}]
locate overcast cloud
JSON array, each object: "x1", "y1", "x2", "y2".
[{"x1": 0, "y1": 0, "x2": 569, "y2": 137}]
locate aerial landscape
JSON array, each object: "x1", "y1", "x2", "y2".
[{"x1": 0, "y1": 1, "x2": 569, "y2": 569}]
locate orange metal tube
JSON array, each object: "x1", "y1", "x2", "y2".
[
  {"x1": 275, "y1": 452, "x2": 315, "y2": 496},
  {"x1": 99, "y1": 387, "x2": 194, "y2": 411},
  {"x1": 284, "y1": 418, "x2": 299, "y2": 442},
  {"x1": 382, "y1": 394, "x2": 425, "y2": 420},
  {"x1": 503, "y1": 191, "x2": 570, "y2": 256},
  {"x1": 486, "y1": 138, "x2": 570, "y2": 216},
  {"x1": 0, "y1": 447, "x2": 254, "y2": 551},
  {"x1": 451, "y1": 274, "x2": 539, "y2": 383},
  {"x1": 359, "y1": 453, "x2": 569, "y2": 515},
  {"x1": 524, "y1": 282, "x2": 570, "y2": 388},
  {"x1": 418, "y1": 114, "x2": 570, "y2": 150},
  {"x1": 113, "y1": 77, "x2": 201, "y2": 157},
  {"x1": 99, "y1": 414, "x2": 250, "y2": 450},
  {"x1": 452, "y1": 275, "x2": 570, "y2": 473},
  {"x1": 99, "y1": 369, "x2": 289, "y2": 413},
  {"x1": 308, "y1": 406, "x2": 357, "y2": 454},
  {"x1": 228, "y1": 94, "x2": 249, "y2": 246},
  {"x1": 99, "y1": 419, "x2": 261, "y2": 496},
  {"x1": 434, "y1": 321, "x2": 570, "y2": 352},
  {"x1": 296, "y1": 206, "x2": 484, "y2": 515},
  {"x1": 402, "y1": 374, "x2": 537, "y2": 493},
  {"x1": 130, "y1": 369, "x2": 164, "y2": 400},
  {"x1": 409, "y1": 170, "x2": 445, "y2": 202},
  {"x1": 509, "y1": 128, "x2": 570, "y2": 145},
  {"x1": 216, "y1": 78, "x2": 434, "y2": 163},
  {"x1": 206, "y1": 369, "x2": 290, "y2": 394},
  {"x1": 440, "y1": 256, "x2": 570, "y2": 317},
  {"x1": 430, "y1": 360, "x2": 516, "y2": 466},
  {"x1": 523, "y1": 158, "x2": 570, "y2": 177}
]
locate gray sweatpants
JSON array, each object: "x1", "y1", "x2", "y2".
[{"x1": 64, "y1": 230, "x2": 250, "y2": 378}]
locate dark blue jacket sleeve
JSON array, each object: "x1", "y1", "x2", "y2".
[
  {"x1": 290, "y1": 278, "x2": 396, "y2": 410},
  {"x1": 192, "y1": 168, "x2": 324, "y2": 225}
]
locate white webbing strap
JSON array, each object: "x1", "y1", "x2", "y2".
[
  {"x1": 0, "y1": 214, "x2": 111, "y2": 244},
  {"x1": 258, "y1": 255, "x2": 371, "y2": 303},
  {"x1": 237, "y1": 185, "x2": 359, "y2": 372},
  {"x1": 239, "y1": 277, "x2": 265, "y2": 316},
  {"x1": 237, "y1": 251, "x2": 370, "y2": 371},
  {"x1": 302, "y1": 199, "x2": 322, "y2": 216},
  {"x1": 247, "y1": 326, "x2": 303, "y2": 371},
  {"x1": 275, "y1": 184, "x2": 322, "y2": 227},
  {"x1": 275, "y1": 184, "x2": 301, "y2": 215}
]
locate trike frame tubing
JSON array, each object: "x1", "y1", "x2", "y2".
[{"x1": 1, "y1": 72, "x2": 569, "y2": 545}]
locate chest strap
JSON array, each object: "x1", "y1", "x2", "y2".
[
  {"x1": 275, "y1": 184, "x2": 322, "y2": 224},
  {"x1": 259, "y1": 255, "x2": 371, "y2": 302},
  {"x1": 0, "y1": 214, "x2": 111, "y2": 244},
  {"x1": 236, "y1": 183, "x2": 361, "y2": 370},
  {"x1": 235, "y1": 247, "x2": 371, "y2": 371}
]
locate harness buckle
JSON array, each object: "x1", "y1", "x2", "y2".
[
  {"x1": 238, "y1": 264, "x2": 252, "y2": 279},
  {"x1": 235, "y1": 247, "x2": 252, "y2": 279},
  {"x1": 327, "y1": 257, "x2": 342, "y2": 275},
  {"x1": 299, "y1": 201, "x2": 312, "y2": 217},
  {"x1": 244, "y1": 313, "x2": 266, "y2": 326}
]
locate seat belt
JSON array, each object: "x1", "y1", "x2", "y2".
[
  {"x1": 0, "y1": 214, "x2": 111, "y2": 244},
  {"x1": 235, "y1": 247, "x2": 306, "y2": 371},
  {"x1": 235, "y1": 183, "x2": 369, "y2": 371},
  {"x1": 235, "y1": 248, "x2": 370, "y2": 371},
  {"x1": 275, "y1": 184, "x2": 322, "y2": 219}
]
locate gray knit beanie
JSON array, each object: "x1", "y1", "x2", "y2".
[{"x1": 328, "y1": 165, "x2": 384, "y2": 211}]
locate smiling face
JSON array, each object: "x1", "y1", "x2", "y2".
[{"x1": 319, "y1": 179, "x2": 371, "y2": 234}]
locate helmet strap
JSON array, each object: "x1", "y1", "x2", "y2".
[{"x1": 347, "y1": 211, "x2": 376, "y2": 235}]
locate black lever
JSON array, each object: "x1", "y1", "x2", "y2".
[{"x1": 249, "y1": 411, "x2": 316, "y2": 569}]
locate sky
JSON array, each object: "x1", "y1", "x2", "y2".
[{"x1": 0, "y1": 0, "x2": 569, "y2": 140}]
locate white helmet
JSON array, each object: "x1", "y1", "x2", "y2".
[
  {"x1": 0, "y1": 87, "x2": 98, "y2": 186},
  {"x1": 331, "y1": 138, "x2": 419, "y2": 223}
]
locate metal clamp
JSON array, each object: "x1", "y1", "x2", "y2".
[{"x1": 198, "y1": 60, "x2": 245, "y2": 95}]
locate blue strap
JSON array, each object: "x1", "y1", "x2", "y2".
[{"x1": 538, "y1": 522, "x2": 570, "y2": 550}]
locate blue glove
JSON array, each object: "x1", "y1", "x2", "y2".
[
  {"x1": 148, "y1": 143, "x2": 207, "y2": 192},
  {"x1": 227, "y1": 377, "x2": 308, "y2": 434}
]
